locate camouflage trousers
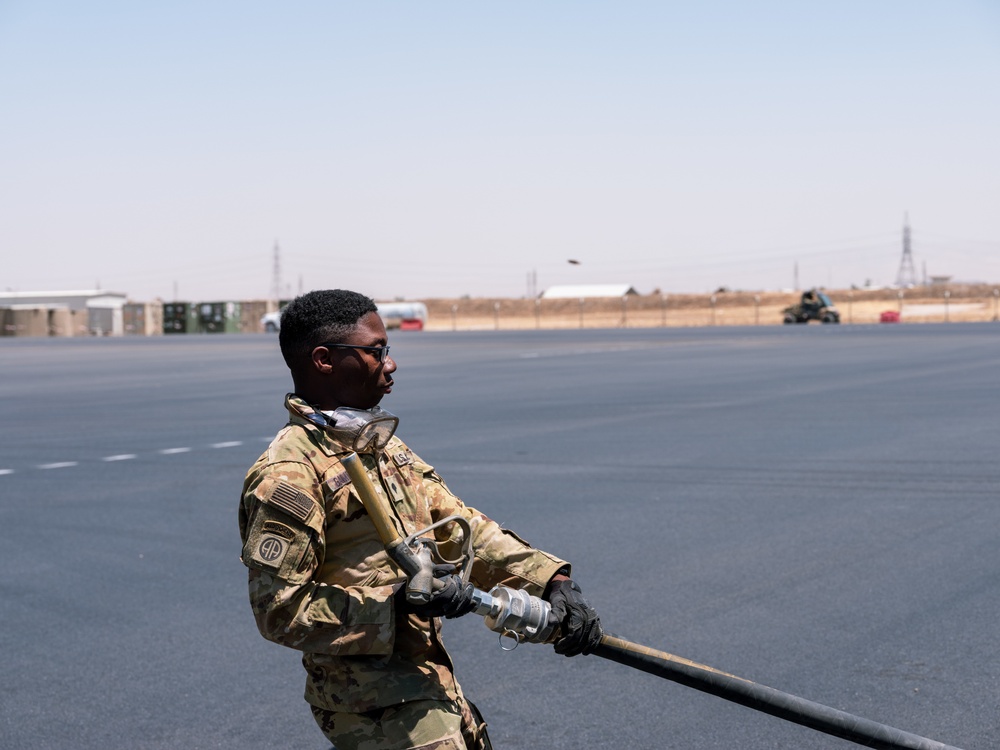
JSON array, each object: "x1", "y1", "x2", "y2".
[{"x1": 311, "y1": 698, "x2": 492, "y2": 750}]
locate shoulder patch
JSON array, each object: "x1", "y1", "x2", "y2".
[
  {"x1": 267, "y1": 482, "x2": 316, "y2": 523},
  {"x1": 251, "y1": 532, "x2": 290, "y2": 569},
  {"x1": 392, "y1": 450, "x2": 413, "y2": 467},
  {"x1": 262, "y1": 520, "x2": 296, "y2": 539},
  {"x1": 327, "y1": 471, "x2": 351, "y2": 491}
]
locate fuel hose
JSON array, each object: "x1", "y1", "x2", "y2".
[
  {"x1": 593, "y1": 634, "x2": 963, "y2": 750},
  {"x1": 340, "y1": 451, "x2": 962, "y2": 749}
]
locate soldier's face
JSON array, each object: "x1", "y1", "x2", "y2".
[{"x1": 317, "y1": 312, "x2": 396, "y2": 410}]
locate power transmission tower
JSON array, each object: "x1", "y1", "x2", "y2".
[
  {"x1": 271, "y1": 241, "x2": 282, "y2": 303},
  {"x1": 895, "y1": 214, "x2": 917, "y2": 287}
]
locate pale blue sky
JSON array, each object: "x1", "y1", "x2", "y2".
[{"x1": 2, "y1": 1, "x2": 998, "y2": 302}]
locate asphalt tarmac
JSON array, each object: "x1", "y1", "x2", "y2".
[{"x1": 1, "y1": 323, "x2": 997, "y2": 750}]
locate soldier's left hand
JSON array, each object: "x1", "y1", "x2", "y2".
[{"x1": 546, "y1": 578, "x2": 602, "y2": 656}]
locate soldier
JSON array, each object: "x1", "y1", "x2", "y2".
[{"x1": 239, "y1": 289, "x2": 602, "y2": 750}]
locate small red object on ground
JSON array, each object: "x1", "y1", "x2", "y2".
[{"x1": 880, "y1": 310, "x2": 901, "y2": 323}]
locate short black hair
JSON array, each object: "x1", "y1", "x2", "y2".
[{"x1": 278, "y1": 289, "x2": 378, "y2": 369}]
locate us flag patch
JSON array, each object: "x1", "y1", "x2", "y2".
[{"x1": 269, "y1": 482, "x2": 314, "y2": 522}]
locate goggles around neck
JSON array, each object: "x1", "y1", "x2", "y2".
[{"x1": 318, "y1": 405, "x2": 399, "y2": 453}]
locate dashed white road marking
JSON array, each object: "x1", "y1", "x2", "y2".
[{"x1": 4, "y1": 438, "x2": 259, "y2": 475}]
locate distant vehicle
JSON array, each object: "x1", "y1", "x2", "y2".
[
  {"x1": 782, "y1": 289, "x2": 840, "y2": 324},
  {"x1": 377, "y1": 301, "x2": 427, "y2": 331},
  {"x1": 261, "y1": 310, "x2": 282, "y2": 333},
  {"x1": 260, "y1": 301, "x2": 428, "y2": 333}
]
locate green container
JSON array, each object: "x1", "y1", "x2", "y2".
[
  {"x1": 163, "y1": 303, "x2": 189, "y2": 334},
  {"x1": 195, "y1": 302, "x2": 241, "y2": 333},
  {"x1": 223, "y1": 302, "x2": 242, "y2": 333},
  {"x1": 196, "y1": 302, "x2": 222, "y2": 334}
]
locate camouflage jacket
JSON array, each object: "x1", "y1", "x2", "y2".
[{"x1": 239, "y1": 395, "x2": 568, "y2": 713}]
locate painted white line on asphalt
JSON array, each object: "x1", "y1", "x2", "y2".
[{"x1": 3, "y1": 440, "x2": 254, "y2": 473}]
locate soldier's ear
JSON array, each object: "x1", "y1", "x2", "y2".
[{"x1": 310, "y1": 346, "x2": 335, "y2": 375}]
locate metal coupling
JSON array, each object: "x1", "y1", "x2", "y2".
[{"x1": 472, "y1": 585, "x2": 555, "y2": 647}]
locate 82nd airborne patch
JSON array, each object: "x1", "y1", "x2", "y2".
[
  {"x1": 252, "y1": 532, "x2": 289, "y2": 568},
  {"x1": 250, "y1": 521, "x2": 297, "y2": 570}
]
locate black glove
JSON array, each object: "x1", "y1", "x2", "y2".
[
  {"x1": 546, "y1": 578, "x2": 603, "y2": 656},
  {"x1": 397, "y1": 566, "x2": 477, "y2": 620}
]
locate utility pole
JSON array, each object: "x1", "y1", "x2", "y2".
[
  {"x1": 271, "y1": 241, "x2": 282, "y2": 303},
  {"x1": 895, "y1": 214, "x2": 917, "y2": 287}
]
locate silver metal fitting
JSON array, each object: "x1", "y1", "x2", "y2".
[{"x1": 472, "y1": 585, "x2": 555, "y2": 647}]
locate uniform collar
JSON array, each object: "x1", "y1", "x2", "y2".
[
  {"x1": 284, "y1": 393, "x2": 352, "y2": 456},
  {"x1": 284, "y1": 394, "x2": 401, "y2": 457}
]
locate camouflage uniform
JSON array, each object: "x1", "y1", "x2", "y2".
[{"x1": 239, "y1": 395, "x2": 568, "y2": 748}]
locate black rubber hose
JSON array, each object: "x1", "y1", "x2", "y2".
[{"x1": 593, "y1": 634, "x2": 964, "y2": 750}]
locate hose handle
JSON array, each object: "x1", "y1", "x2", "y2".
[{"x1": 341, "y1": 452, "x2": 403, "y2": 547}]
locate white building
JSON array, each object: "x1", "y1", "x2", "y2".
[
  {"x1": 0, "y1": 290, "x2": 128, "y2": 336},
  {"x1": 540, "y1": 284, "x2": 638, "y2": 299}
]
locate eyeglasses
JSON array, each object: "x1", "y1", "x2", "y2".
[{"x1": 319, "y1": 342, "x2": 391, "y2": 364}]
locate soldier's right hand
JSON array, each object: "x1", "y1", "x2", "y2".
[{"x1": 396, "y1": 569, "x2": 477, "y2": 620}]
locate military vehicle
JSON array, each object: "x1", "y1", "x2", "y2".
[{"x1": 783, "y1": 289, "x2": 840, "y2": 324}]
